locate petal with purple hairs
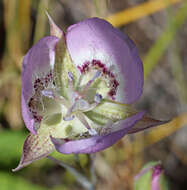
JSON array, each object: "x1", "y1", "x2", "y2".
[
  {"x1": 21, "y1": 36, "x2": 59, "y2": 133},
  {"x1": 66, "y1": 18, "x2": 143, "y2": 103}
]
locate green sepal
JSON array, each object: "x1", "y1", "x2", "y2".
[
  {"x1": 54, "y1": 38, "x2": 79, "y2": 98},
  {"x1": 134, "y1": 161, "x2": 170, "y2": 190},
  {"x1": 159, "y1": 173, "x2": 170, "y2": 190},
  {"x1": 134, "y1": 169, "x2": 152, "y2": 190},
  {"x1": 134, "y1": 162, "x2": 159, "y2": 190},
  {"x1": 142, "y1": 161, "x2": 161, "y2": 170},
  {"x1": 85, "y1": 99, "x2": 136, "y2": 125}
]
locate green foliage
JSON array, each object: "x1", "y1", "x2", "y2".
[
  {"x1": 0, "y1": 130, "x2": 26, "y2": 167},
  {"x1": 144, "y1": 1, "x2": 187, "y2": 79},
  {"x1": 0, "y1": 172, "x2": 49, "y2": 190},
  {"x1": 0, "y1": 130, "x2": 85, "y2": 168}
]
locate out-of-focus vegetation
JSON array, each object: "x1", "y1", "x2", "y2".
[{"x1": 1, "y1": 0, "x2": 187, "y2": 189}]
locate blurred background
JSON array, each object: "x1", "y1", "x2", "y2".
[{"x1": 0, "y1": 0, "x2": 187, "y2": 189}]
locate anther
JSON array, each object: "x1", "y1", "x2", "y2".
[
  {"x1": 94, "y1": 93, "x2": 102, "y2": 103},
  {"x1": 63, "y1": 115, "x2": 75, "y2": 121},
  {"x1": 91, "y1": 70, "x2": 101, "y2": 81},
  {"x1": 68, "y1": 72, "x2": 74, "y2": 82},
  {"x1": 81, "y1": 70, "x2": 101, "y2": 95},
  {"x1": 88, "y1": 128, "x2": 98, "y2": 136},
  {"x1": 76, "y1": 112, "x2": 91, "y2": 130},
  {"x1": 72, "y1": 99, "x2": 90, "y2": 112},
  {"x1": 67, "y1": 72, "x2": 77, "y2": 100},
  {"x1": 41, "y1": 89, "x2": 55, "y2": 99},
  {"x1": 41, "y1": 89, "x2": 69, "y2": 108}
]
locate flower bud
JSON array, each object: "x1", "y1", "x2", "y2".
[{"x1": 134, "y1": 162, "x2": 169, "y2": 190}]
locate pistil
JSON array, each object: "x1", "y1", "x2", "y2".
[{"x1": 41, "y1": 71, "x2": 103, "y2": 136}]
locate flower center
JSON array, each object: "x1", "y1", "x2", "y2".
[
  {"x1": 28, "y1": 60, "x2": 119, "y2": 137},
  {"x1": 41, "y1": 70, "x2": 102, "y2": 135}
]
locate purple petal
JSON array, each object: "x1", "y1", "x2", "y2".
[
  {"x1": 12, "y1": 133, "x2": 54, "y2": 172},
  {"x1": 21, "y1": 36, "x2": 59, "y2": 133},
  {"x1": 66, "y1": 17, "x2": 143, "y2": 103},
  {"x1": 51, "y1": 111, "x2": 145, "y2": 154},
  {"x1": 127, "y1": 115, "x2": 170, "y2": 134}
]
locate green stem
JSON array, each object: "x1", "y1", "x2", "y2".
[
  {"x1": 93, "y1": 0, "x2": 100, "y2": 16},
  {"x1": 90, "y1": 154, "x2": 97, "y2": 186},
  {"x1": 169, "y1": 44, "x2": 187, "y2": 104},
  {"x1": 47, "y1": 156, "x2": 95, "y2": 190},
  {"x1": 33, "y1": 0, "x2": 49, "y2": 44}
]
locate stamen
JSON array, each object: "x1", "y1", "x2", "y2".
[
  {"x1": 88, "y1": 128, "x2": 98, "y2": 136},
  {"x1": 68, "y1": 95, "x2": 102, "y2": 113},
  {"x1": 76, "y1": 112, "x2": 91, "y2": 130},
  {"x1": 41, "y1": 89, "x2": 55, "y2": 98},
  {"x1": 67, "y1": 72, "x2": 77, "y2": 101},
  {"x1": 94, "y1": 93, "x2": 102, "y2": 103},
  {"x1": 63, "y1": 99, "x2": 90, "y2": 120},
  {"x1": 72, "y1": 99, "x2": 90, "y2": 111},
  {"x1": 68, "y1": 72, "x2": 74, "y2": 82},
  {"x1": 80, "y1": 94, "x2": 102, "y2": 112},
  {"x1": 41, "y1": 89, "x2": 69, "y2": 108},
  {"x1": 81, "y1": 70, "x2": 101, "y2": 95},
  {"x1": 63, "y1": 115, "x2": 75, "y2": 121},
  {"x1": 91, "y1": 70, "x2": 101, "y2": 81},
  {"x1": 63, "y1": 104, "x2": 75, "y2": 121},
  {"x1": 77, "y1": 112, "x2": 98, "y2": 136}
]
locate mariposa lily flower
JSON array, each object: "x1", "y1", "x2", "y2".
[{"x1": 13, "y1": 15, "x2": 167, "y2": 171}]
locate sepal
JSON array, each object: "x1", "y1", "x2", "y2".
[
  {"x1": 134, "y1": 162, "x2": 169, "y2": 190},
  {"x1": 12, "y1": 132, "x2": 54, "y2": 171},
  {"x1": 46, "y1": 11, "x2": 63, "y2": 38}
]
